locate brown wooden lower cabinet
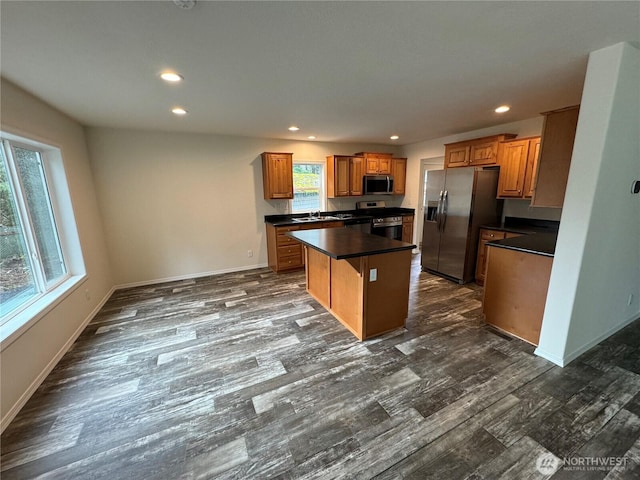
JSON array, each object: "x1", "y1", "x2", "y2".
[
  {"x1": 475, "y1": 229, "x2": 522, "y2": 285},
  {"x1": 266, "y1": 221, "x2": 344, "y2": 273},
  {"x1": 402, "y1": 215, "x2": 414, "y2": 243},
  {"x1": 305, "y1": 247, "x2": 411, "y2": 340},
  {"x1": 482, "y1": 245, "x2": 553, "y2": 345}
]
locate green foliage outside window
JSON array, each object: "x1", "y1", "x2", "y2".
[{"x1": 292, "y1": 163, "x2": 323, "y2": 212}]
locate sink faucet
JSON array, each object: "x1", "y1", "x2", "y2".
[{"x1": 309, "y1": 211, "x2": 320, "y2": 218}]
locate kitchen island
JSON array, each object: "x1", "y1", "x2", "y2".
[{"x1": 287, "y1": 228, "x2": 416, "y2": 340}]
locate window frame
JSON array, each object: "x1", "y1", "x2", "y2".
[
  {"x1": 290, "y1": 160, "x2": 327, "y2": 214},
  {"x1": 0, "y1": 131, "x2": 86, "y2": 345}
]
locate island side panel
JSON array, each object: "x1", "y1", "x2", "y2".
[
  {"x1": 363, "y1": 250, "x2": 412, "y2": 338},
  {"x1": 483, "y1": 246, "x2": 553, "y2": 345},
  {"x1": 330, "y1": 257, "x2": 365, "y2": 340},
  {"x1": 305, "y1": 247, "x2": 330, "y2": 309}
]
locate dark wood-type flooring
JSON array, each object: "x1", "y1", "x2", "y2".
[{"x1": 2, "y1": 255, "x2": 640, "y2": 479}]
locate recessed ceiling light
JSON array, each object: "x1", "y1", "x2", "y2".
[
  {"x1": 160, "y1": 71, "x2": 184, "y2": 83},
  {"x1": 172, "y1": 107, "x2": 188, "y2": 115},
  {"x1": 173, "y1": 0, "x2": 196, "y2": 10},
  {"x1": 390, "y1": 135, "x2": 399, "y2": 140},
  {"x1": 288, "y1": 126, "x2": 300, "y2": 132},
  {"x1": 307, "y1": 136, "x2": 317, "y2": 140},
  {"x1": 495, "y1": 105, "x2": 510, "y2": 113}
]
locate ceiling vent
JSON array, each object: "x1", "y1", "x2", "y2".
[{"x1": 173, "y1": 0, "x2": 196, "y2": 10}]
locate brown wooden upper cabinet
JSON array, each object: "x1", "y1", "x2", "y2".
[
  {"x1": 262, "y1": 152, "x2": 293, "y2": 200},
  {"x1": 355, "y1": 152, "x2": 393, "y2": 174},
  {"x1": 496, "y1": 137, "x2": 541, "y2": 199},
  {"x1": 531, "y1": 105, "x2": 579, "y2": 208},
  {"x1": 326, "y1": 155, "x2": 364, "y2": 197},
  {"x1": 330, "y1": 153, "x2": 406, "y2": 196},
  {"x1": 391, "y1": 158, "x2": 407, "y2": 195},
  {"x1": 444, "y1": 134, "x2": 517, "y2": 168}
]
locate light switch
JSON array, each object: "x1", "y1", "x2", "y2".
[{"x1": 369, "y1": 268, "x2": 377, "y2": 282}]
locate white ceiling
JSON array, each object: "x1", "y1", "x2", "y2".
[{"x1": 1, "y1": 1, "x2": 639, "y2": 145}]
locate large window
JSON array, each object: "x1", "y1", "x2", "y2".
[
  {"x1": 291, "y1": 162, "x2": 326, "y2": 213},
  {"x1": 1, "y1": 138, "x2": 69, "y2": 323}
]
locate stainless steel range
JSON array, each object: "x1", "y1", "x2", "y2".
[
  {"x1": 371, "y1": 216, "x2": 402, "y2": 240},
  {"x1": 356, "y1": 201, "x2": 403, "y2": 241}
]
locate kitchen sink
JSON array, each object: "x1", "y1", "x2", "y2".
[{"x1": 292, "y1": 216, "x2": 339, "y2": 223}]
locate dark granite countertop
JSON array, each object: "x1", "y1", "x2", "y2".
[
  {"x1": 487, "y1": 232, "x2": 557, "y2": 257},
  {"x1": 287, "y1": 228, "x2": 416, "y2": 260},
  {"x1": 480, "y1": 217, "x2": 560, "y2": 235},
  {"x1": 265, "y1": 207, "x2": 415, "y2": 227}
]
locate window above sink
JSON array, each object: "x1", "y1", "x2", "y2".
[{"x1": 291, "y1": 161, "x2": 326, "y2": 214}]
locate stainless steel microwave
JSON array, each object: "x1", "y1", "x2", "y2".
[{"x1": 363, "y1": 175, "x2": 394, "y2": 195}]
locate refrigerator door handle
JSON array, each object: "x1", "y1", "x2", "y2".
[
  {"x1": 441, "y1": 190, "x2": 449, "y2": 232},
  {"x1": 436, "y1": 190, "x2": 444, "y2": 231}
]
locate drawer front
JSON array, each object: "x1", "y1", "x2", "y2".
[
  {"x1": 277, "y1": 251, "x2": 303, "y2": 268},
  {"x1": 276, "y1": 225, "x2": 301, "y2": 246},
  {"x1": 276, "y1": 225, "x2": 302, "y2": 233},
  {"x1": 277, "y1": 244, "x2": 302, "y2": 257},
  {"x1": 276, "y1": 222, "x2": 343, "y2": 245},
  {"x1": 277, "y1": 233, "x2": 300, "y2": 246},
  {"x1": 481, "y1": 230, "x2": 506, "y2": 241}
]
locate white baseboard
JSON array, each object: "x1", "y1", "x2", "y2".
[
  {"x1": 114, "y1": 263, "x2": 269, "y2": 290},
  {"x1": 562, "y1": 314, "x2": 640, "y2": 366},
  {"x1": 533, "y1": 347, "x2": 567, "y2": 367},
  {"x1": 0, "y1": 286, "x2": 116, "y2": 433},
  {"x1": 535, "y1": 313, "x2": 640, "y2": 368}
]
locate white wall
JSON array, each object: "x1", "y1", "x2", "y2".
[
  {"x1": 0, "y1": 79, "x2": 114, "y2": 428},
  {"x1": 536, "y1": 42, "x2": 640, "y2": 366},
  {"x1": 86, "y1": 127, "x2": 402, "y2": 286}
]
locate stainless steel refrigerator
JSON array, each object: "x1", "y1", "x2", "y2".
[{"x1": 421, "y1": 167, "x2": 500, "y2": 283}]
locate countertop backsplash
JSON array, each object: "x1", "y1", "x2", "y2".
[
  {"x1": 326, "y1": 196, "x2": 404, "y2": 212},
  {"x1": 501, "y1": 199, "x2": 562, "y2": 222}
]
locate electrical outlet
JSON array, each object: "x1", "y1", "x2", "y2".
[
  {"x1": 369, "y1": 268, "x2": 377, "y2": 282},
  {"x1": 247, "y1": 249, "x2": 253, "y2": 258},
  {"x1": 85, "y1": 289, "x2": 91, "y2": 301}
]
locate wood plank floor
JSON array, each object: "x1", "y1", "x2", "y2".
[{"x1": 2, "y1": 255, "x2": 640, "y2": 479}]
